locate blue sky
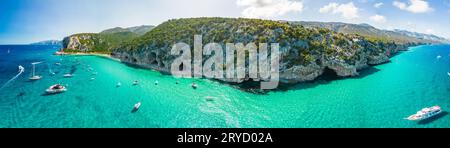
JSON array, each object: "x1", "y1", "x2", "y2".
[{"x1": 0, "y1": 0, "x2": 449, "y2": 44}]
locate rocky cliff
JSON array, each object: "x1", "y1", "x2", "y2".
[
  {"x1": 62, "y1": 25, "x2": 154, "y2": 53},
  {"x1": 63, "y1": 34, "x2": 104, "y2": 52},
  {"x1": 105, "y1": 18, "x2": 420, "y2": 85},
  {"x1": 62, "y1": 18, "x2": 424, "y2": 87}
]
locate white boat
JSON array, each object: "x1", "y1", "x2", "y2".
[
  {"x1": 18, "y1": 65, "x2": 25, "y2": 73},
  {"x1": 63, "y1": 74, "x2": 73, "y2": 78},
  {"x1": 29, "y1": 76, "x2": 43, "y2": 80},
  {"x1": 448, "y1": 72, "x2": 450, "y2": 76},
  {"x1": 205, "y1": 96, "x2": 215, "y2": 101},
  {"x1": 155, "y1": 81, "x2": 159, "y2": 85},
  {"x1": 192, "y1": 83, "x2": 198, "y2": 89},
  {"x1": 116, "y1": 82, "x2": 122, "y2": 87},
  {"x1": 46, "y1": 84, "x2": 67, "y2": 94},
  {"x1": 133, "y1": 81, "x2": 139, "y2": 85},
  {"x1": 134, "y1": 102, "x2": 141, "y2": 110},
  {"x1": 7, "y1": 49, "x2": 10, "y2": 54},
  {"x1": 437, "y1": 55, "x2": 442, "y2": 59},
  {"x1": 54, "y1": 51, "x2": 64, "y2": 55},
  {"x1": 90, "y1": 78, "x2": 95, "y2": 81},
  {"x1": 406, "y1": 106, "x2": 443, "y2": 121},
  {"x1": 29, "y1": 62, "x2": 43, "y2": 80},
  {"x1": 55, "y1": 62, "x2": 61, "y2": 66}
]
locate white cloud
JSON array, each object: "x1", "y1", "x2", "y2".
[
  {"x1": 374, "y1": 2, "x2": 384, "y2": 8},
  {"x1": 319, "y1": 2, "x2": 359, "y2": 19},
  {"x1": 370, "y1": 14, "x2": 387, "y2": 23},
  {"x1": 393, "y1": 0, "x2": 433, "y2": 13},
  {"x1": 426, "y1": 29, "x2": 434, "y2": 34},
  {"x1": 237, "y1": 0, "x2": 303, "y2": 18}
]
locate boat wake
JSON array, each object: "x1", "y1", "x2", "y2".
[
  {"x1": 0, "y1": 66, "x2": 25, "y2": 91},
  {"x1": 47, "y1": 63, "x2": 56, "y2": 75}
]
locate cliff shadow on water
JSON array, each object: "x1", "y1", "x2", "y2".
[
  {"x1": 98, "y1": 52, "x2": 386, "y2": 95},
  {"x1": 274, "y1": 66, "x2": 381, "y2": 93},
  {"x1": 117, "y1": 59, "x2": 383, "y2": 95}
]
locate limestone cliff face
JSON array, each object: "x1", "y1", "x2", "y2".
[
  {"x1": 63, "y1": 18, "x2": 422, "y2": 86},
  {"x1": 109, "y1": 18, "x2": 421, "y2": 85},
  {"x1": 62, "y1": 25, "x2": 155, "y2": 53},
  {"x1": 62, "y1": 34, "x2": 102, "y2": 51}
]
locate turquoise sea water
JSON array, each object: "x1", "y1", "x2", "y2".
[{"x1": 0, "y1": 45, "x2": 449, "y2": 128}]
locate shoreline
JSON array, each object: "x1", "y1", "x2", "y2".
[
  {"x1": 57, "y1": 44, "x2": 423, "y2": 94},
  {"x1": 57, "y1": 52, "x2": 121, "y2": 62}
]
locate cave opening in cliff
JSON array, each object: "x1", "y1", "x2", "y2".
[
  {"x1": 149, "y1": 53, "x2": 157, "y2": 65},
  {"x1": 318, "y1": 67, "x2": 340, "y2": 81},
  {"x1": 151, "y1": 60, "x2": 158, "y2": 65},
  {"x1": 179, "y1": 63, "x2": 184, "y2": 71},
  {"x1": 237, "y1": 78, "x2": 262, "y2": 90}
]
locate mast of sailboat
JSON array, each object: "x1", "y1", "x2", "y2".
[
  {"x1": 32, "y1": 63, "x2": 35, "y2": 76},
  {"x1": 31, "y1": 62, "x2": 42, "y2": 77}
]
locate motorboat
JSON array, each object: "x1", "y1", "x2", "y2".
[
  {"x1": 448, "y1": 72, "x2": 450, "y2": 76},
  {"x1": 192, "y1": 83, "x2": 198, "y2": 89},
  {"x1": 64, "y1": 74, "x2": 73, "y2": 78},
  {"x1": 155, "y1": 81, "x2": 159, "y2": 85},
  {"x1": 406, "y1": 106, "x2": 443, "y2": 121},
  {"x1": 133, "y1": 81, "x2": 139, "y2": 85},
  {"x1": 90, "y1": 78, "x2": 95, "y2": 81},
  {"x1": 54, "y1": 51, "x2": 64, "y2": 55},
  {"x1": 29, "y1": 62, "x2": 43, "y2": 80},
  {"x1": 205, "y1": 96, "x2": 215, "y2": 101},
  {"x1": 134, "y1": 102, "x2": 141, "y2": 110},
  {"x1": 46, "y1": 84, "x2": 67, "y2": 94},
  {"x1": 55, "y1": 62, "x2": 61, "y2": 66},
  {"x1": 116, "y1": 82, "x2": 122, "y2": 87},
  {"x1": 18, "y1": 65, "x2": 24, "y2": 73}
]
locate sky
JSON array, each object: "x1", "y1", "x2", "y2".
[{"x1": 0, "y1": 0, "x2": 449, "y2": 44}]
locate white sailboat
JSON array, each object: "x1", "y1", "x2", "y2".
[{"x1": 29, "y1": 62, "x2": 43, "y2": 80}]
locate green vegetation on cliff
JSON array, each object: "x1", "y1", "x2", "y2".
[
  {"x1": 115, "y1": 17, "x2": 370, "y2": 65},
  {"x1": 291, "y1": 21, "x2": 441, "y2": 44},
  {"x1": 62, "y1": 25, "x2": 154, "y2": 54},
  {"x1": 62, "y1": 17, "x2": 429, "y2": 84}
]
